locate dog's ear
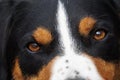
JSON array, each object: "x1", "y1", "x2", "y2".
[
  {"x1": 0, "y1": 1, "x2": 18, "y2": 80},
  {"x1": 0, "y1": 1, "x2": 32, "y2": 79}
]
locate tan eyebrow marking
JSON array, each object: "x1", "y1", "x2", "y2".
[
  {"x1": 79, "y1": 17, "x2": 96, "y2": 36},
  {"x1": 33, "y1": 27, "x2": 53, "y2": 45}
]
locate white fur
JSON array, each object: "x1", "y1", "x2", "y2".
[
  {"x1": 55, "y1": 0, "x2": 76, "y2": 56},
  {"x1": 50, "y1": 1, "x2": 103, "y2": 80}
]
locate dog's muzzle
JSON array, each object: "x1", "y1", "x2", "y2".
[{"x1": 50, "y1": 54, "x2": 103, "y2": 80}]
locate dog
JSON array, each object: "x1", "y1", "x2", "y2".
[{"x1": 0, "y1": 0, "x2": 120, "y2": 80}]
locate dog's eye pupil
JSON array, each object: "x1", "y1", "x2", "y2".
[
  {"x1": 27, "y1": 42, "x2": 40, "y2": 52},
  {"x1": 93, "y1": 30, "x2": 106, "y2": 40}
]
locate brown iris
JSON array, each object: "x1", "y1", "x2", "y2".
[
  {"x1": 27, "y1": 42, "x2": 40, "y2": 52},
  {"x1": 93, "y1": 30, "x2": 106, "y2": 40}
]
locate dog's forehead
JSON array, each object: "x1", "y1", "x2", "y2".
[
  {"x1": 16, "y1": 0, "x2": 113, "y2": 29},
  {"x1": 61, "y1": 0, "x2": 112, "y2": 14},
  {"x1": 11, "y1": 0, "x2": 116, "y2": 45},
  {"x1": 11, "y1": 0, "x2": 117, "y2": 44},
  {"x1": 31, "y1": 0, "x2": 112, "y2": 20}
]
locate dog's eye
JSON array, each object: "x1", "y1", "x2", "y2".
[
  {"x1": 93, "y1": 29, "x2": 106, "y2": 40},
  {"x1": 27, "y1": 42, "x2": 40, "y2": 52}
]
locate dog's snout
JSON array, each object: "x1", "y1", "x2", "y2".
[{"x1": 50, "y1": 55, "x2": 104, "y2": 80}]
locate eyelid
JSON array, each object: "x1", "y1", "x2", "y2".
[{"x1": 90, "y1": 25, "x2": 108, "y2": 35}]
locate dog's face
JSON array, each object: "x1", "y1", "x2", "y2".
[{"x1": 1, "y1": 0, "x2": 120, "y2": 80}]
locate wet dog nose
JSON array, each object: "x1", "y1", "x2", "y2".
[{"x1": 66, "y1": 77, "x2": 85, "y2": 80}]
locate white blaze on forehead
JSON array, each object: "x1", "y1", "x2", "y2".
[
  {"x1": 56, "y1": 0, "x2": 76, "y2": 56},
  {"x1": 50, "y1": 0, "x2": 103, "y2": 80}
]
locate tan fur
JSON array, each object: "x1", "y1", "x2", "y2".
[
  {"x1": 93, "y1": 58, "x2": 120, "y2": 80},
  {"x1": 35, "y1": 57, "x2": 57, "y2": 80},
  {"x1": 12, "y1": 57, "x2": 57, "y2": 80},
  {"x1": 91, "y1": 57, "x2": 115, "y2": 80},
  {"x1": 83, "y1": 54, "x2": 120, "y2": 80},
  {"x1": 114, "y1": 62, "x2": 120, "y2": 80},
  {"x1": 79, "y1": 17, "x2": 96, "y2": 36},
  {"x1": 12, "y1": 58, "x2": 24, "y2": 80},
  {"x1": 33, "y1": 27, "x2": 53, "y2": 45}
]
